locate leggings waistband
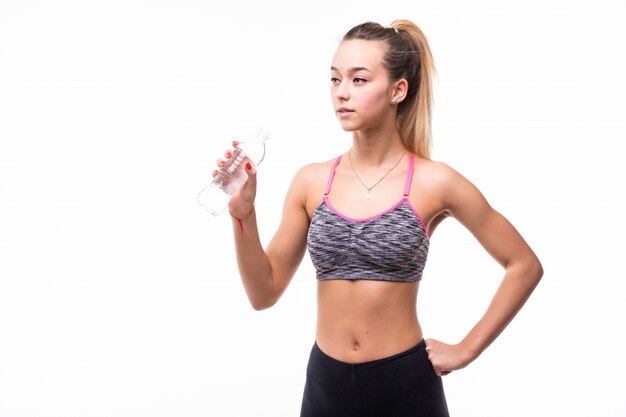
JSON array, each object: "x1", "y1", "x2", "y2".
[{"x1": 312, "y1": 338, "x2": 426, "y2": 370}]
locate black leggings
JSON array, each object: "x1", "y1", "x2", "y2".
[{"x1": 299, "y1": 339, "x2": 450, "y2": 417}]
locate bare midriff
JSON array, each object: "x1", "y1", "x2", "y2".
[{"x1": 315, "y1": 279, "x2": 422, "y2": 364}]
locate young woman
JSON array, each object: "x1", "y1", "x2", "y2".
[{"x1": 214, "y1": 19, "x2": 543, "y2": 417}]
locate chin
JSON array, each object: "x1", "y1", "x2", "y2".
[{"x1": 337, "y1": 120, "x2": 360, "y2": 132}]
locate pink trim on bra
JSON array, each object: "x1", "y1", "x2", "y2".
[
  {"x1": 318, "y1": 197, "x2": 430, "y2": 241},
  {"x1": 323, "y1": 196, "x2": 407, "y2": 222},
  {"x1": 324, "y1": 156, "x2": 343, "y2": 196},
  {"x1": 314, "y1": 151, "x2": 430, "y2": 240},
  {"x1": 404, "y1": 199, "x2": 431, "y2": 241}
]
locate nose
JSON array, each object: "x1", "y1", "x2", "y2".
[{"x1": 333, "y1": 81, "x2": 349, "y2": 102}]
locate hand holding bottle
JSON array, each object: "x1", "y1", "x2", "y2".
[
  {"x1": 212, "y1": 140, "x2": 257, "y2": 219},
  {"x1": 197, "y1": 128, "x2": 270, "y2": 216}
]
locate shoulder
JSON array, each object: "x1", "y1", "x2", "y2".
[
  {"x1": 415, "y1": 157, "x2": 464, "y2": 189},
  {"x1": 291, "y1": 157, "x2": 340, "y2": 188},
  {"x1": 415, "y1": 157, "x2": 486, "y2": 212},
  {"x1": 284, "y1": 156, "x2": 341, "y2": 207}
]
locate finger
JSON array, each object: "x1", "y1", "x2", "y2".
[
  {"x1": 232, "y1": 140, "x2": 240, "y2": 148},
  {"x1": 216, "y1": 158, "x2": 226, "y2": 168},
  {"x1": 245, "y1": 161, "x2": 257, "y2": 177},
  {"x1": 212, "y1": 169, "x2": 218, "y2": 178},
  {"x1": 424, "y1": 339, "x2": 433, "y2": 353},
  {"x1": 224, "y1": 150, "x2": 232, "y2": 158},
  {"x1": 242, "y1": 162, "x2": 258, "y2": 193}
]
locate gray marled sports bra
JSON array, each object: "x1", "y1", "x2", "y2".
[{"x1": 307, "y1": 153, "x2": 430, "y2": 282}]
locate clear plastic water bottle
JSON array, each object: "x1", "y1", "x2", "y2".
[{"x1": 197, "y1": 128, "x2": 270, "y2": 216}]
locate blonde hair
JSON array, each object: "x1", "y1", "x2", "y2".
[{"x1": 342, "y1": 19, "x2": 437, "y2": 159}]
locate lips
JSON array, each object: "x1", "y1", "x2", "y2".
[{"x1": 337, "y1": 107, "x2": 354, "y2": 113}]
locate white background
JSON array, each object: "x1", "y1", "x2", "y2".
[{"x1": 1, "y1": 0, "x2": 624, "y2": 416}]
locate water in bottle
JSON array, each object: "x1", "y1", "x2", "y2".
[{"x1": 197, "y1": 129, "x2": 270, "y2": 216}]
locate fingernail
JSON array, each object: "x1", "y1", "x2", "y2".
[
  {"x1": 246, "y1": 162, "x2": 252, "y2": 170},
  {"x1": 226, "y1": 151, "x2": 232, "y2": 158},
  {"x1": 219, "y1": 160, "x2": 225, "y2": 166}
]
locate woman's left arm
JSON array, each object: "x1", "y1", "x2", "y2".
[{"x1": 424, "y1": 163, "x2": 544, "y2": 376}]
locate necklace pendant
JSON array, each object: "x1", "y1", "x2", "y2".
[{"x1": 365, "y1": 192, "x2": 371, "y2": 200}]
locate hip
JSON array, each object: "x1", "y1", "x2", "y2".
[{"x1": 300, "y1": 338, "x2": 450, "y2": 417}]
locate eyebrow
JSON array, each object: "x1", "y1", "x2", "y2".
[{"x1": 330, "y1": 66, "x2": 372, "y2": 73}]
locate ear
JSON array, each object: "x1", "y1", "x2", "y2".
[{"x1": 390, "y1": 78, "x2": 408, "y2": 104}]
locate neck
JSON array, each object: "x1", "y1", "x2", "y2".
[{"x1": 350, "y1": 128, "x2": 406, "y2": 167}]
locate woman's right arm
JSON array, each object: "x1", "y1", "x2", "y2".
[{"x1": 221, "y1": 159, "x2": 312, "y2": 310}]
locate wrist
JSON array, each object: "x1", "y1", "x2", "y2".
[
  {"x1": 458, "y1": 337, "x2": 482, "y2": 364},
  {"x1": 229, "y1": 205, "x2": 255, "y2": 236},
  {"x1": 229, "y1": 204, "x2": 255, "y2": 221}
]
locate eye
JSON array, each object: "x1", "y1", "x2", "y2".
[
  {"x1": 330, "y1": 77, "x2": 341, "y2": 84},
  {"x1": 353, "y1": 77, "x2": 367, "y2": 84}
]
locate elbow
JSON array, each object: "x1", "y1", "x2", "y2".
[
  {"x1": 251, "y1": 302, "x2": 267, "y2": 311},
  {"x1": 250, "y1": 293, "x2": 278, "y2": 311},
  {"x1": 507, "y1": 254, "x2": 543, "y2": 288},
  {"x1": 250, "y1": 268, "x2": 286, "y2": 311},
  {"x1": 528, "y1": 256, "x2": 544, "y2": 286},
  {"x1": 251, "y1": 299, "x2": 275, "y2": 311},
  {"x1": 245, "y1": 269, "x2": 278, "y2": 311},
  {"x1": 536, "y1": 260, "x2": 544, "y2": 280}
]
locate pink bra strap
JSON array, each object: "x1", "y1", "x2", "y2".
[
  {"x1": 324, "y1": 155, "x2": 343, "y2": 196},
  {"x1": 403, "y1": 153, "x2": 415, "y2": 197}
]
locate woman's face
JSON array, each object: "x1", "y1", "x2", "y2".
[{"x1": 330, "y1": 39, "x2": 394, "y2": 132}]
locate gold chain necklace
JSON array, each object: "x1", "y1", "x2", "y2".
[{"x1": 348, "y1": 150, "x2": 407, "y2": 200}]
